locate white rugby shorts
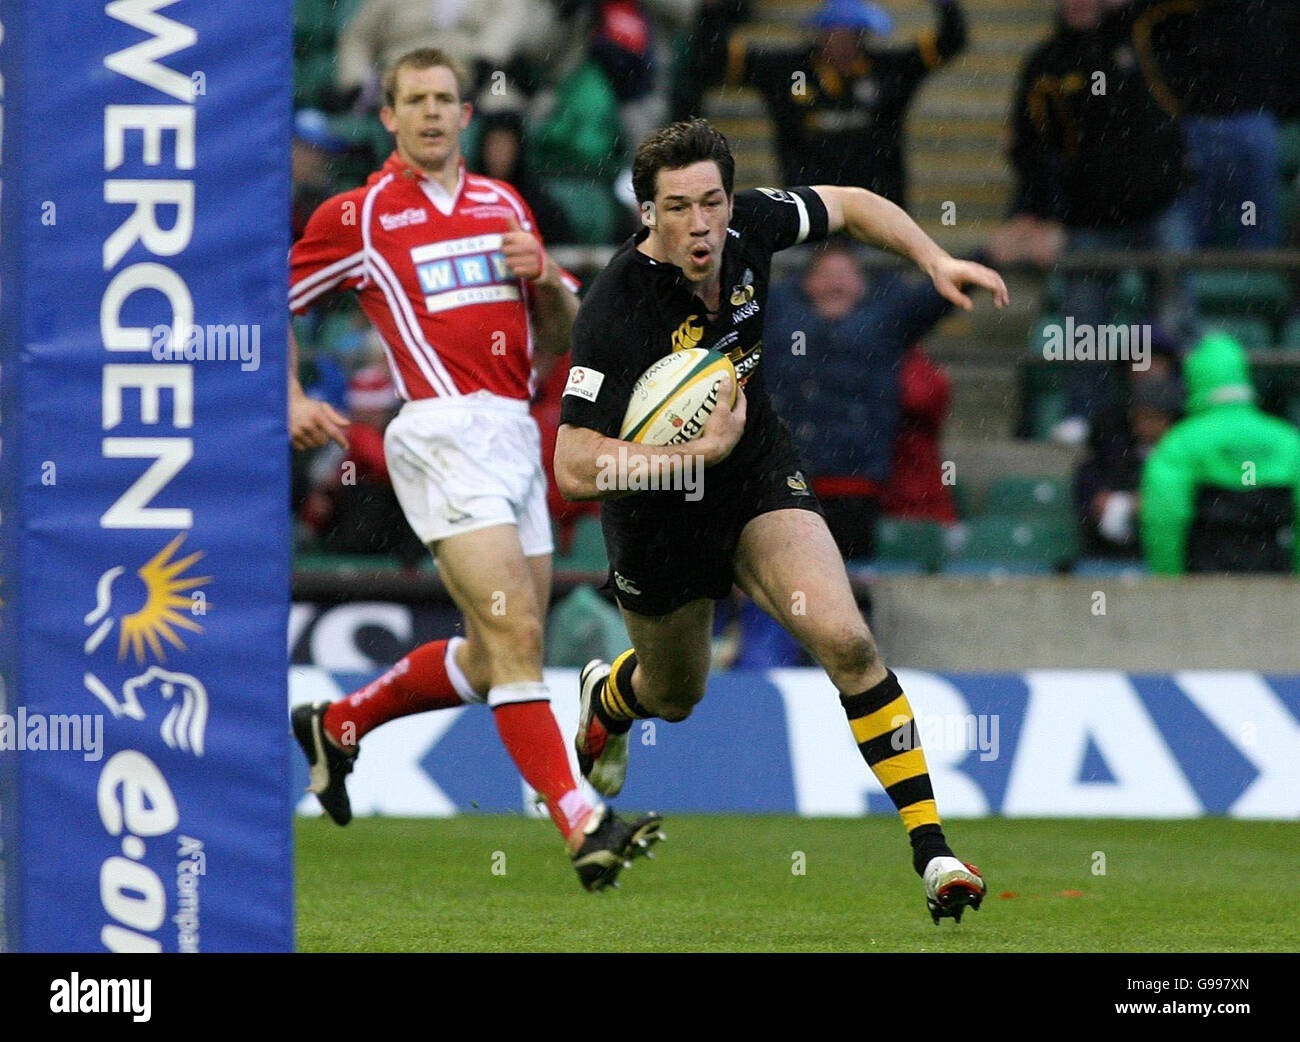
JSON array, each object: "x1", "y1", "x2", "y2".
[{"x1": 383, "y1": 392, "x2": 554, "y2": 556}]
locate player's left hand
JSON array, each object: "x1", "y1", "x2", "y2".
[
  {"x1": 501, "y1": 212, "x2": 547, "y2": 282},
  {"x1": 927, "y1": 256, "x2": 1010, "y2": 312}
]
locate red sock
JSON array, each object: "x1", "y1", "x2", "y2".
[
  {"x1": 491, "y1": 696, "x2": 592, "y2": 838},
  {"x1": 323, "y1": 638, "x2": 470, "y2": 749}
]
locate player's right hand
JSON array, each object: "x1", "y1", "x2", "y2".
[
  {"x1": 290, "y1": 393, "x2": 350, "y2": 450},
  {"x1": 697, "y1": 372, "x2": 746, "y2": 467}
]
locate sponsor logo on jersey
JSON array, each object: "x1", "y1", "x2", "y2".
[
  {"x1": 671, "y1": 315, "x2": 704, "y2": 352},
  {"x1": 379, "y1": 207, "x2": 429, "y2": 231},
  {"x1": 563, "y1": 365, "x2": 605, "y2": 402},
  {"x1": 756, "y1": 187, "x2": 796, "y2": 204},
  {"x1": 613, "y1": 572, "x2": 641, "y2": 596},
  {"x1": 787, "y1": 471, "x2": 809, "y2": 495},
  {"x1": 409, "y1": 234, "x2": 520, "y2": 313},
  {"x1": 727, "y1": 341, "x2": 762, "y2": 386},
  {"x1": 729, "y1": 268, "x2": 755, "y2": 306},
  {"x1": 713, "y1": 331, "x2": 740, "y2": 353}
]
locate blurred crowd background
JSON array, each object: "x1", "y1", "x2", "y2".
[{"x1": 289, "y1": 0, "x2": 1300, "y2": 666}]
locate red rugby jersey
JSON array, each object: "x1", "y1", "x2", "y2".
[{"x1": 290, "y1": 153, "x2": 578, "y2": 401}]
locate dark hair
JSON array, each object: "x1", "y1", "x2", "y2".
[
  {"x1": 632, "y1": 119, "x2": 735, "y2": 205},
  {"x1": 383, "y1": 48, "x2": 469, "y2": 108}
]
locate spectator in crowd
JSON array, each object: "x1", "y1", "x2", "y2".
[
  {"x1": 334, "y1": 0, "x2": 532, "y2": 109},
  {"x1": 1074, "y1": 335, "x2": 1183, "y2": 556},
  {"x1": 1140, "y1": 332, "x2": 1300, "y2": 574},
  {"x1": 301, "y1": 366, "x2": 426, "y2": 566},
  {"x1": 292, "y1": 109, "x2": 350, "y2": 240},
  {"x1": 993, "y1": 0, "x2": 1191, "y2": 447},
  {"x1": 725, "y1": 0, "x2": 967, "y2": 208},
  {"x1": 548, "y1": 0, "x2": 701, "y2": 147},
  {"x1": 470, "y1": 109, "x2": 575, "y2": 244},
  {"x1": 765, "y1": 240, "x2": 964, "y2": 559},
  {"x1": 671, "y1": 0, "x2": 751, "y2": 123},
  {"x1": 879, "y1": 342, "x2": 958, "y2": 523},
  {"x1": 1114, "y1": 0, "x2": 1285, "y2": 249}
]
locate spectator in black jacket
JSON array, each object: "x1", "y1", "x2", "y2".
[
  {"x1": 725, "y1": 0, "x2": 967, "y2": 209},
  {"x1": 1107, "y1": 0, "x2": 1284, "y2": 249},
  {"x1": 992, "y1": 0, "x2": 1191, "y2": 445}
]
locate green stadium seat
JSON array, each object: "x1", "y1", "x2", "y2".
[
  {"x1": 294, "y1": 52, "x2": 338, "y2": 110},
  {"x1": 1016, "y1": 358, "x2": 1073, "y2": 440},
  {"x1": 871, "y1": 518, "x2": 945, "y2": 572},
  {"x1": 1026, "y1": 313, "x2": 1062, "y2": 356},
  {"x1": 1190, "y1": 270, "x2": 1291, "y2": 321},
  {"x1": 1280, "y1": 121, "x2": 1300, "y2": 180},
  {"x1": 295, "y1": 0, "x2": 341, "y2": 55},
  {"x1": 942, "y1": 515, "x2": 1078, "y2": 573},
  {"x1": 983, "y1": 476, "x2": 1072, "y2": 517},
  {"x1": 545, "y1": 178, "x2": 621, "y2": 246},
  {"x1": 553, "y1": 515, "x2": 608, "y2": 573},
  {"x1": 1281, "y1": 316, "x2": 1300, "y2": 353},
  {"x1": 949, "y1": 481, "x2": 971, "y2": 520},
  {"x1": 1201, "y1": 317, "x2": 1275, "y2": 352},
  {"x1": 546, "y1": 585, "x2": 630, "y2": 667},
  {"x1": 1112, "y1": 268, "x2": 1149, "y2": 323}
]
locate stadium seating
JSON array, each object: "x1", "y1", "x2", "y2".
[
  {"x1": 982, "y1": 475, "x2": 1072, "y2": 517},
  {"x1": 870, "y1": 518, "x2": 945, "y2": 573},
  {"x1": 942, "y1": 515, "x2": 1078, "y2": 575},
  {"x1": 1200, "y1": 317, "x2": 1275, "y2": 352},
  {"x1": 1189, "y1": 270, "x2": 1291, "y2": 323},
  {"x1": 545, "y1": 585, "x2": 630, "y2": 667},
  {"x1": 552, "y1": 515, "x2": 608, "y2": 573}
]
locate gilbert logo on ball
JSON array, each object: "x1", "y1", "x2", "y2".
[{"x1": 619, "y1": 348, "x2": 737, "y2": 446}]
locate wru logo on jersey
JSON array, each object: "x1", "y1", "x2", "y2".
[{"x1": 410, "y1": 233, "x2": 521, "y2": 314}]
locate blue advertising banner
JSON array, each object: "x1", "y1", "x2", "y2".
[
  {"x1": 290, "y1": 669, "x2": 1300, "y2": 821},
  {"x1": 1, "y1": 0, "x2": 292, "y2": 951}
]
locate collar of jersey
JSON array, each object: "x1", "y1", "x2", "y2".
[{"x1": 379, "y1": 151, "x2": 465, "y2": 214}]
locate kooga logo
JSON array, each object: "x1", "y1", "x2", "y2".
[{"x1": 50, "y1": 974, "x2": 151, "y2": 1022}]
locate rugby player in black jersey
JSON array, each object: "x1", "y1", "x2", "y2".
[{"x1": 554, "y1": 119, "x2": 1007, "y2": 922}]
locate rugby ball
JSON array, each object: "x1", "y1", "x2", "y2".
[{"x1": 619, "y1": 348, "x2": 737, "y2": 445}]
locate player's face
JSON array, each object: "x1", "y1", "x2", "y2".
[
  {"x1": 648, "y1": 162, "x2": 733, "y2": 286},
  {"x1": 381, "y1": 65, "x2": 471, "y2": 173}
]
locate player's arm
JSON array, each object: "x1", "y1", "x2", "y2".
[
  {"x1": 288, "y1": 192, "x2": 364, "y2": 450},
  {"x1": 288, "y1": 324, "x2": 349, "y2": 451},
  {"x1": 501, "y1": 213, "x2": 579, "y2": 356},
  {"x1": 554, "y1": 374, "x2": 747, "y2": 501},
  {"x1": 812, "y1": 184, "x2": 1009, "y2": 312}
]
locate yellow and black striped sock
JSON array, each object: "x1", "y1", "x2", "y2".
[
  {"x1": 594, "y1": 649, "x2": 646, "y2": 735},
  {"x1": 840, "y1": 669, "x2": 954, "y2": 876}
]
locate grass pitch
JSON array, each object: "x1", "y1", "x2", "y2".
[{"x1": 296, "y1": 815, "x2": 1299, "y2": 953}]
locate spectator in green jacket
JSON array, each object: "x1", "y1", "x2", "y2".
[{"x1": 1140, "y1": 332, "x2": 1300, "y2": 574}]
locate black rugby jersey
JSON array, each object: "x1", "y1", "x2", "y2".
[{"x1": 561, "y1": 186, "x2": 830, "y2": 514}]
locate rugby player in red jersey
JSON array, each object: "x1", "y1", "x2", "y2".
[{"x1": 287, "y1": 48, "x2": 660, "y2": 891}]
